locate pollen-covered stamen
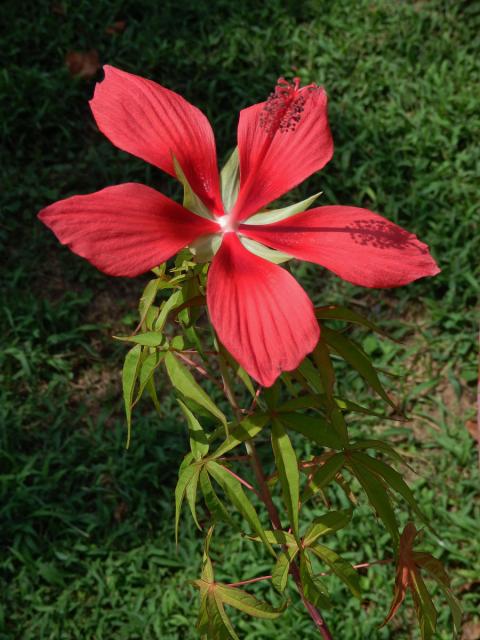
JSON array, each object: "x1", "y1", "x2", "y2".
[{"x1": 259, "y1": 76, "x2": 316, "y2": 135}]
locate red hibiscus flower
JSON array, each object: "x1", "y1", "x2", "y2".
[{"x1": 39, "y1": 66, "x2": 439, "y2": 386}]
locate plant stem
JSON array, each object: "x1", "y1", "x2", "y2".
[
  {"x1": 220, "y1": 363, "x2": 334, "y2": 639},
  {"x1": 244, "y1": 438, "x2": 334, "y2": 640}
]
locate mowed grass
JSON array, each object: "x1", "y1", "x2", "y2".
[{"x1": 1, "y1": 1, "x2": 478, "y2": 638}]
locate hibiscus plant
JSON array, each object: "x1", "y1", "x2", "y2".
[{"x1": 39, "y1": 67, "x2": 460, "y2": 639}]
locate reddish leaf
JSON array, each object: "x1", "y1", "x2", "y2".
[{"x1": 65, "y1": 50, "x2": 100, "y2": 79}]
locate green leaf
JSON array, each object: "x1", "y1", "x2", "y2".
[
  {"x1": 138, "y1": 278, "x2": 161, "y2": 328},
  {"x1": 154, "y1": 289, "x2": 184, "y2": 332},
  {"x1": 206, "y1": 591, "x2": 241, "y2": 640},
  {"x1": 309, "y1": 544, "x2": 361, "y2": 598},
  {"x1": 175, "y1": 461, "x2": 198, "y2": 544},
  {"x1": 281, "y1": 412, "x2": 343, "y2": 449},
  {"x1": 248, "y1": 530, "x2": 297, "y2": 546},
  {"x1": 216, "y1": 585, "x2": 286, "y2": 619},
  {"x1": 116, "y1": 331, "x2": 164, "y2": 347},
  {"x1": 410, "y1": 570, "x2": 437, "y2": 640},
  {"x1": 272, "y1": 548, "x2": 299, "y2": 593},
  {"x1": 299, "y1": 552, "x2": 331, "y2": 610},
  {"x1": 315, "y1": 305, "x2": 392, "y2": 339},
  {"x1": 200, "y1": 468, "x2": 236, "y2": 527},
  {"x1": 220, "y1": 147, "x2": 240, "y2": 213},
  {"x1": 303, "y1": 510, "x2": 352, "y2": 546},
  {"x1": 212, "y1": 414, "x2": 269, "y2": 458},
  {"x1": 349, "y1": 439, "x2": 409, "y2": 467},
  {"x1": 186, "y1": 464, "x2": 202, "y2": 530},
  {"x1": 312, "y1": 340, "x2": 335, "y2": 397},
  {"x1": 322, "y1": 326, "x2": 395, "y2": 409},
  {"x1": 351, "y1": 453, "x2": 426, "y2": 524},
  {"x1": 173, "y1": 155, "x2": 213, "y2": 220},
  {"x1": 271, "y1": 419, "x2": 300, "y2": 537},
  {"x1": 347, "y1": 457, "x2": 399, "y2": 544},
  {"x1": 134, "y1": 350, "x2": 165, "y2": 405},
  {"x1": 302, "y1": 453, "x2": 346, "y2": 502},
  {"x1": 296, "y1": 357, "x2": 324, "y2": 394},
  {"x1": 165, "y1": 351, "x2": 227, "y2": 428},
  {"x1": 122, "y1": 344, "x2": 142, "y2": 448},
  {"x1": 207, "y1": 461, "x2": 275, "y2": 555},
  {"x1": 278, "y1": 394, "x2": 323, "y2": 412},
  {"x1": 179, "y1": 400, "x2": 209, "y2": 460},
  {"x1": 244, "y1": 192, "x2": 321, "y2": 225}
]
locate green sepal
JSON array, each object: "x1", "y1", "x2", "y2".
[
  {"x1": 220, "y1": 147, "x2": 240, "y2": 213},
  {"x1": 243, "y1": 192, "x2": 321, "y2": 225}
]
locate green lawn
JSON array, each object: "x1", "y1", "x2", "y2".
[{"x1": 1, "y1": 1, "x2": 478, "y2": 638}]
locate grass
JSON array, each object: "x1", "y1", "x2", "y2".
[{"x1": 1, "y1": 0, "x2": 478, "y2": 638}]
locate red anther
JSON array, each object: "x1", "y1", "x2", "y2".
[{"x1": 259, "y1": 77, "x2": 318, "y2": 135}]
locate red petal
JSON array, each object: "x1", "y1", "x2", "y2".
[
  {"x1": 90, "y1": 66, "x2": 223, "y2": 214},
  {"x1": 207, "y1": 233, "x2": 319, "y2": 386},
  {"x1": 232, "y1": 84, "x2": 333, "y2": 221},
  {"x1": 240, "y1": 206, "x2": 440, "y2": 287},
  {"x1": 38, "y1": 183, "x2": 219, "y2": 277}
]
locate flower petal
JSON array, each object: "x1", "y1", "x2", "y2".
[
  {"x1": 232, "y1": 82, "x2": 333, "y2": 221},
  {"x1": 240, "y1": 206, "x2": 440, "y2": 287},
  {"x1": 207, "y1": 233, "x2": 319, "y2": 386},
  {"x1": 38, "y1": 183, "x2": 219, "y2": 277},
  {"x1": 90, "y1": 65, "x2": 223, "y2": 214}
]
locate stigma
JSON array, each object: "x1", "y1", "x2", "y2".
[{"x1": 259, "y1": 76, "x2": 316, "y2": 135}]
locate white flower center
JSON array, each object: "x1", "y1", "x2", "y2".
[{"x1": 216, "y1": 215, "x2": 237, "y2": 234}]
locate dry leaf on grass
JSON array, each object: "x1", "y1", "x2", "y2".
[{"x1": 65, "y1": 50, "x2": 100, "y2": 79}]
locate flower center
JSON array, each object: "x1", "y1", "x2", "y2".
[
  {"x1": 216, "y1": 215, "x2": 238, "y2": 234},
  {"x1": 259, "y1": 77, "x2": 315, "y2": 135}
]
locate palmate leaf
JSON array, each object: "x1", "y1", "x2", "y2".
[
  {"x1": 121, "y1": 344, "x2": 142, "y2": 448},
  {"x1": 349, "y1": 439, "x2": 410, "y2": 468},
  {"x1": 115, "y1": 331, "x2": 164, "y2": 347},
  {"x1": 381, "y1": 523, "x2": 459, "y2": 640},
  {"x1": 315, "y1": 305, "x2": 392, "y2": 339},
  {"x1": 271, "y1": 419, "x2": 300, "y2": 537},
  {"x1": 303, "y1": 510, "x2": 352, "y2": 547},
  {"x1": 309, "y1": 544, "x2": 361, "y2": 598},
  {"x1": 154, "y1": 288, "x2": 185, "y2": 332},
  {"x1": 299, "y1": 552, "x2": 331, "y2": 610},
  {"x1": 178, "y1": 400, "x2": 209, "y2": 460},
  {"x1": 134, "y1": 350, "x2": 165, "y2": 405},
  {"x1": 216, "y1": 585, "x2": 287, "y2": 619},
  {"x1": 138, "y1": 277, "x2": 162, "y2": 328},
  {"x1": 272, "y1": 547, "x2": 299, "y2": 593},
  {"x1": 347, "y1": 456, "x2": 399, "y2": 544},
  {"x1": 211, "y1": 414, "x2": 269, "y2": 458},
  {"x1": 322, "y1": 326, "x2": 396, "y2": 409},
  {"x1": 164, "y1": 351, "x2": 227, "y2": 428},
  {"x1": 280, "y1": 413, "x2": 343, "y2": 449},
  {"x1": 302, "y1": 453, "x2": 346, "y2": 502},
  {"x1": 175, "y1": 459, "x2": 199, "y2": 544},
  {"x1": 186, "y1": 464, "x2": 202, "y2": 530},
  {"x1": 199, "y1": 468, "x2": 236, "y2": 528},
  {"x1": 350, "y1": 452, "x2": 426, "y2": 525},
  {"x1": 206, "y1": 461, "x2": 275, "y2": 555}
]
